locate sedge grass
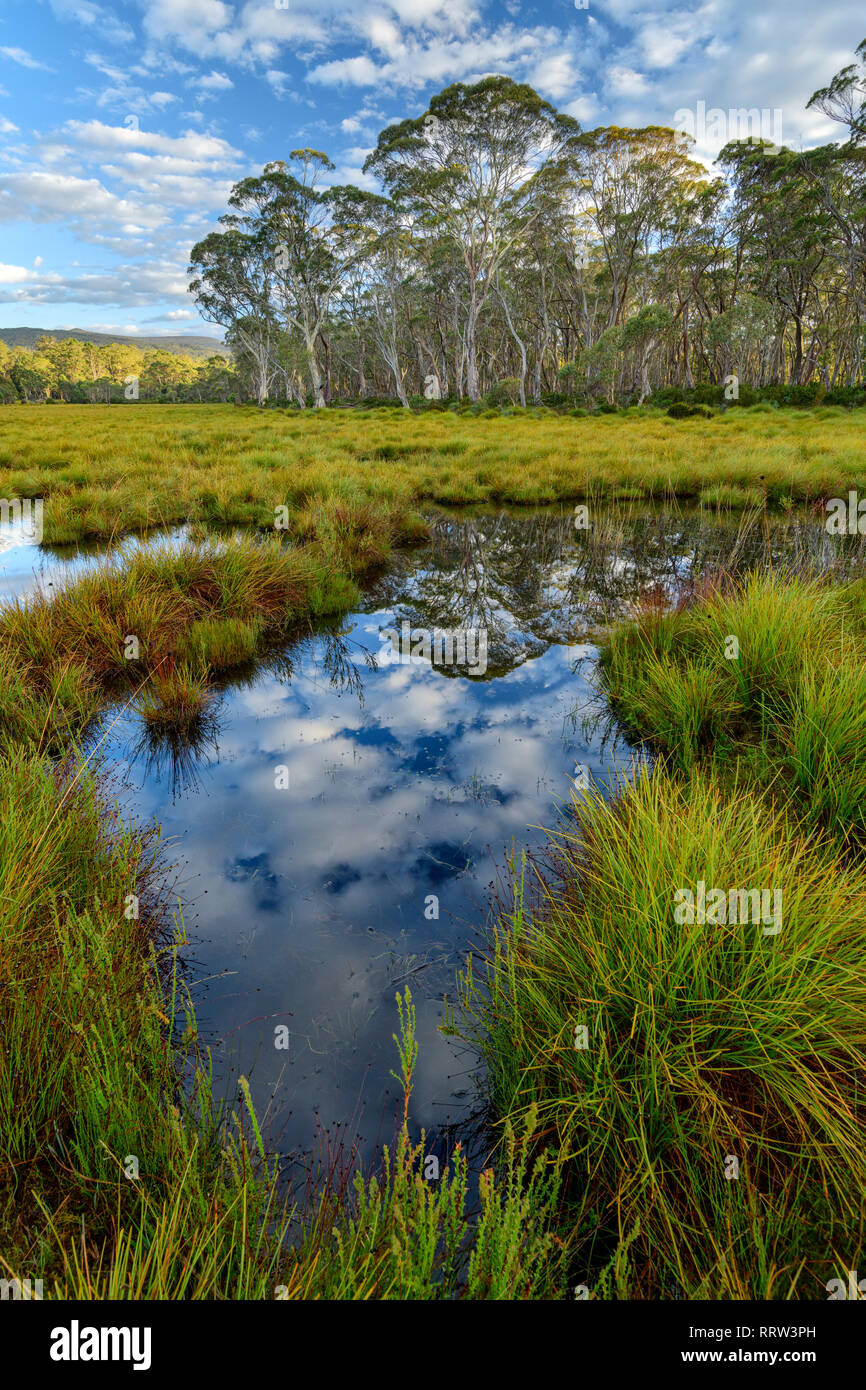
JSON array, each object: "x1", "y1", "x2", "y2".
[
  {"x1": 459, "y1": 767, "x2": 866, "y2": 1299},
  {"x1": 600, "y1": 571, "x2": 866, "y2": 850},
  {"x1": 0, "y1": 403, "x2": 863, "y2": 544}
]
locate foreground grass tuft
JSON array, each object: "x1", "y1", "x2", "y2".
[
  {"x1": 599, "y1": 571, "x2": 866, "y2": 849},
  {"x1": 460, "y1": 767, "x2": 866, "y2": 1299},
  {"x1": 0, "y1": 524, "x2": 411, "y2": 755}
]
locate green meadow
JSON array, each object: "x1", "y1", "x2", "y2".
[{"x1": 1, "y1": 403, "x2": 865, "y2": 544}]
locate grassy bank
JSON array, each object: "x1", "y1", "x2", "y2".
[
  {"x1": 0, "y1": 499, "x2": 424, "y2": 757},
  {"x1": 460, "y1": 573, "x2": 866, "y2": 1298},
  {"x1": 599, "y1": 571, "x2": 866, "y2": 850},
  {"x1": 1, "y1": 403, "x2": 864, "y2": 543}
]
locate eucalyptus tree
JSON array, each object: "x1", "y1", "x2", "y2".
[
  {"x1": 720, "y1": 141, "x2": 835, "y2": 382},
  {"x1": 365, "y1": 77, "x2": 580, "y2": 400},
  {"x1": 350, "y1": 193, "x2": 416, "y2": 406},
  {"x1": 571, "y1": 126, "x2": 710, "y2": 334},
  {"x1": 804, "y1": 38, "x2": 866, "y2": 374},
  {"x1": 212, "y1": 152, "x2": 378, "y2": 407},
  {"x1": 188, "y1": 226, "x2": 276, "y2": 405}
]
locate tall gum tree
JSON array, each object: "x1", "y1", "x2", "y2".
[
  {"x1": 188, "y1": 226, "x2": 275, "y2": 406},
  {"x1": 364, "y1": 77, "x2": 579, "y2": 401}
]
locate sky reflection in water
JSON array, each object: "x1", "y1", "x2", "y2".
[{"x1": 3, "y1": 503, "x2": 860, "y2": 1175}]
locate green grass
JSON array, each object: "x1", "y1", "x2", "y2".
[
  {"x1": 1, "y1": 403, "x2": 864, "y2": 543},
  {"x1": 599, "y1": 571, "x2": 866, "y2": 849},
  {"x1": 459, "y1": 767, "x2": 866, "y2": 1299},
  {"x1": 137, "y1": 659, "x2": 216, "y2": 732}
]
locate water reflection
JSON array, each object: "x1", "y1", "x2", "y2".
[
  {"x1": 3, "y1": 501, "x2": 865, "y2": 1180},
  {"x1": 128, "y1": 709, "x2": 225, "y2": 800}
]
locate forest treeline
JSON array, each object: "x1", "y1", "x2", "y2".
[
  {"x1": 0, "y1": 336, "x2": 238, "y2": 404},
  {"x1": 4, "y1": 39, "x2": 865, "y2": 410},
  {"x1": 185, "y1": 37, "x2": 866, "y2": 409}
]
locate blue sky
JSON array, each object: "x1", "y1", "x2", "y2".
[{"x1": 0, "y1": 0, "x2": 862, "y2": 340}]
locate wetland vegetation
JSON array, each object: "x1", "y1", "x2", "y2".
[{"x1": 1, "y1": 481, "x2": 864, "y2": 1300}]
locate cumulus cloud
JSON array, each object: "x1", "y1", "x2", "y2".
[
  {"x1": 0, "y1": 262, "x2": 32, "y2": 284},
  {"x1": 606, "y1": 66, "x2": 649, "y2": 99},
  {"x1": 195, "y1": 69, "x2": 235, "y2": 92},
  {"x1": 0, "y1": 259, "x2": 194, "y2": 306},
  {"x1": 0, "y1": 171, "x2": 167, "y2": 235},
  {"x1": 62, "y1": 120, "x2": 241, "y2": 162}
]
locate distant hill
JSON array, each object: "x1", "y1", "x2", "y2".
[{"x1": 0, "y1": 327, "x2": 228, "y2": 359}]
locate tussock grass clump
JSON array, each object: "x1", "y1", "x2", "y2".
[
  {"x1": 176, "y1": 615, "x2": 263, "y2": 671},
  {"x1": 461, "y1": 769, "x2": 866, "y2": 1299},
  {"x1": 137, "y1": 659, "x2": 215, "y2": 732},
  {"x1": 0, "y1": 528, "x2": 398, "y2": 752},
  {"x1": 600, "y1": 571, "x2": 866, "y2": 849}
]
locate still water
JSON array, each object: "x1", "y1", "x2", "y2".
[{"x1": 1, "y1": 502, "x2": 854, "y2": 1177}]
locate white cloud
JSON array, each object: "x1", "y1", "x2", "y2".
[
  {"x1": 529, "y1": 53, "x2": 580, "y2": 101},
  {"x1": 195, "y1": 70, "x2": 235, "y2": 92},
  {"x1": 141, "y1": 0, "x2": 235, "y2": 50},
  {"x1": 309, "y1": 25, "x2": 566, "y2": 92},
  {"x1": 562, "y1": 94, "x2": 598, "y2": 124},
  {"x1": 606, "y1": 66, "x2": 649, "y2": 99},
  {"x1": 0, "y1": 263, "x2": 32, "y2": 284},
  {"x1": 0, "y1": 117, "x2": 19, "y2": 134},
  {"x1": 62, "y1": 120, "x2": 242, "y2": 165},
  {"x1": 0, "y1": 259, "x2": 194, "y2": 306},
  {"x1": 0, "y1": 171, "x2": 167, "y2": 236},
  {"x1": 46, "y1": 0, "x2": 135, "y2": 41},
  {"x1": 265, "y1": 69, "x2": 291, "y2": 96},
  {"x1": 0, "y1": 46, "x2": 55, "y2": 72}
]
